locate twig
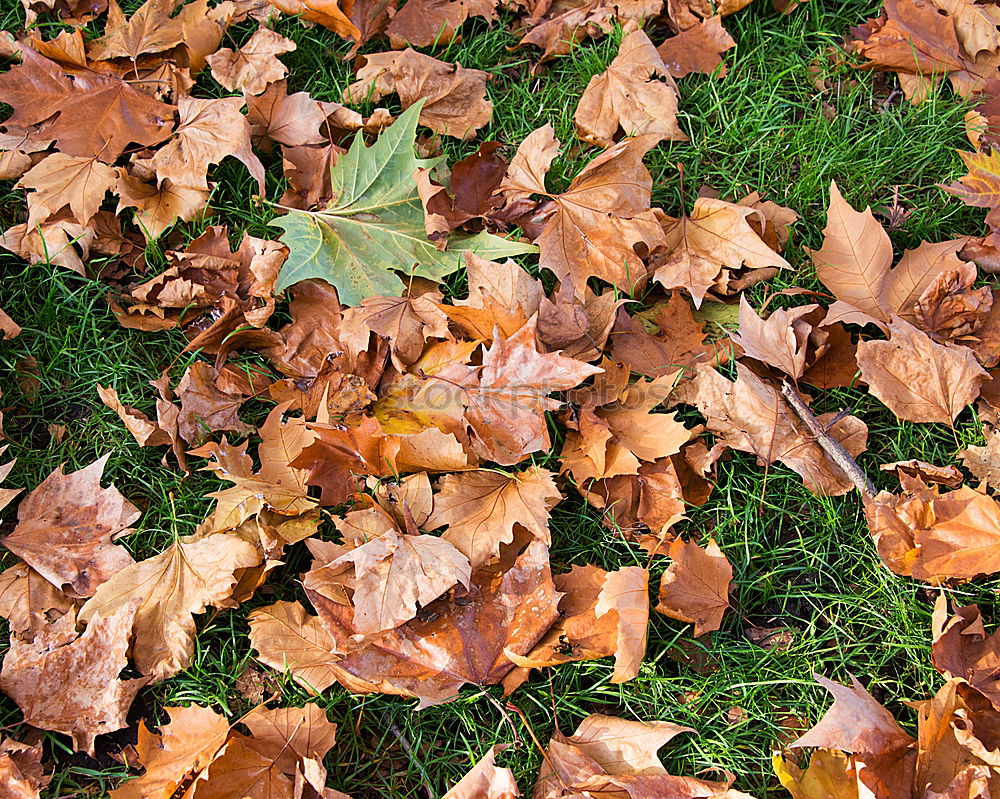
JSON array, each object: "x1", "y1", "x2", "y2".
[{"x1": 780, "y1": 380, "x2": 874, "y2": 499}]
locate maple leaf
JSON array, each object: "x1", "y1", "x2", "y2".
[
  {"x1": 533, "y1": 713, "x2": 741, "y2": 799},
  {"x1": 17, "y1": 153, "x2": 116, "y2": 229},
  {"x1": 196, "y1": 705, "x2": 339, "y2": 799},
  {"x1": 147, "y1": 96, "x2": 265, "y2": 193},
  {"x1": 960, "y1": 426, "x2": 1000, "y2": 489},
  {"x1": 385, "y1": 0, "x2": 498, "y2": 47},
  {"x1": 0, "y1": 604, "x2": 146, "y2": 755},
  {"x1": 0, "y1": 562, "x2": 76, "y2": 642},
  {"x1": 442, "y1": 745, "x2": 520, "y2": 799},
  {"x1": 0, "y1": 49, "x2": 173, "y2": 162},
  {"x1": 426, "y1": 467, "x2": 562, "y2": 567},
  {"x1": 500, "y1": 125, "x2": 664, "y2": 296},
  {"x1": 266, "y1": 0, "x2": 361, "y2": 40},
  {"x1": 574, "y1": 27, "x2": 687, "y2": 147},
  {"x1": 561, "y1": 369, "x2": 691, "y2": 483},
  {"x1": 0, "y1": 455, "x2": 138, "y2": 599},
  {"x1": 0, "y1": 737, "x2": 48, "y2": 799},
  {"x1": 306, "y1": 538, "x2": 561, "y2": 707},
  {"x1": 504, "y1": 563, "x2": 649, "y2": 688},
  {"x1": 0, "y1": 445, "x2": 22, "y2": 514},
  {"x1": 109, "y1": 705, "x2": 229, "y2": 799},
  {"x1": 464, "y1": 316, "x2": 603, "y2": 464},
  {"x1": 813, "y1": 181, "x2": 973, "y2": 329},
  {"x1": 87, "y1": 0, "x2": 188, "y2": 61},
  {"x1": 78, "y1": 532, "x2": 261, "y2": 680},
  {"x1": 913, "y1": 261, "x2": 993, "y2": 340},
  {"x1": 344, "y1": 49, "x2": 492, "y2": 140},
  {"x1": 246, "y1": 80, "x2": 338, "y2": 149},
  {"x1": 115, "y1": 168, "x2": 209, "y2": 240},
  {"x1": 932, "y1": 597, "x2": 1000, "y2": 712},
  {"x1": 730, "y1": 296, "x2": 818, "y2": 380},
  {"x1": 652, "y1": 196, "x2": 791, "y2": 307},
  {"x1": 693, "y1": 362, "x2": 869, "y2": 496},
  {"x1": 943, "y1": 148, "x2": 1000, "y2": 248},
  {"x1": 339, "y1": 292, "x2": 451, "y2": 369},
  {"x1": 248, "y1": 600, "x2": 341, "y2": 693},
  {"x1": 655, "y1": 537, "x2": 732, "y2": 637},
  {"x1": 607, "y1": 294, "x2": 714, "y2": 378},
  {"x1": 865, "y1": 478, "x2": 1000, "y2": 582},
  {"x1": 332, "y1": 527, "x2": 472, "y2": 634},
  {"x1": 273, "y1": 103, "x2": 536, "y2": 306},
  {"x1": 657, "y1": 15, "x2": 736, "y2": 78},
  {"x1": 193, "y1": 403, "x2": 317, "y2": 532},
  {"x1": 206, "y1": 27, "x2": 296, "y2": 95},
  {"x1": 856, "y1": 317, "x2": 989, "y2": 424}
]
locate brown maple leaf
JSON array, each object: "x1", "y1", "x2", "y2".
[
  {"x1": 385, "y1": 0, "x2": 497, "y2": 48},
  {"x1": 0, "y1": 455, "x2": 139, "y2": 598},
  {"x1": 442, "y1": 745, "x2": 519, "y2": 799},
  {"x1": 78, "y1": 532, "x2": 261, "y2": 679},
  {"x1": 464, "y1": 316, "x2": 602, "y2": 464},
  {"x1": 109, "y1": 704, "x2": 230, "y2": 799},
  {"x1": 856, "y1": 317, "x2": 989, "y2": 424},
  {"x1": 266, "y1": 0, "x2": 361, "y2": 40},
  {"x1": 932, "y1": 596, "x2": 1000, "y2": 711},
  {"x1": 0, "y1": 562, "x2": 76, "y2": 642},
  {"x1": 499, "y1": 125, "x2": 665, "y2": 296},
  {"x1": 0, "y1": 604, "x2": 146, "y2": 755},
  {"x1": 146, "y1": 95, "x2": 265, "y2": 193},
  {"x1": 693, "y1": 362, "x2": 869, "y2": 495},
  {"x1": 731, "y1": 296, "x2": 818, "y2": 380},
  {"x1": 0, "y1": 49, "x2": 174, "y2": 162},
  {"x1": 17, "y1": 153, "x2": 116, "y2": 229},
  {"x1": 305, "y1": 538, "x2": 561, "y2": 707},
  {"x1": 344, "y1": 49, "x2": 492, "y2": 140},
  {"x1": 655, "y1": 536, "x2": 732, "y2": 637},
  {"x1": 248, "y1": 600, "x2": 341, "y2": 693},
  {"x1": 426, "y1": 466, "x2": 562, "y2": 567},
  {"x1": 504, "y1": 563, "x2": 649, "y2": 688},
  {"x1": 657, "y1": 15, "x2": 736, "y2": 78},
  {"x1": 206, "y1": 26, "x2": 295, "y2": 95},
  {"x1": 608, "y1": 293, "x2": 714, "y2": 379},
  {"x1": 813, "y1": 181, "x2": 974, "y2": 330},
  {"x1": 532, "y1": 713, "x2": 750, "y2": 799},
  {"x1": 652, "y1": 196, "x2": 791, "y2": 307},
  {"x1": 574, "y1": 26, "x2": 687, "y2": 148}
]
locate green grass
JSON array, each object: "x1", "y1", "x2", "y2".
[{"x1": 0, "y1": 0, "x2": 996, "y2": 796}]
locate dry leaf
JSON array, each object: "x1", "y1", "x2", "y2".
[
  {"x1": 206, "y1": 26, "x2": 295, "y2": 95},
  {"x1": 78, "y1": 533, "x2": 261, "y2": 680},
  {"x1": 442, "y1": 745, "x2": 519, "y2": 799},
  {"x1": 427, "y1": 467, "x2": 562, "y2": 567},
  {"x1": 655, "y1": 537, "x2": 732, "y2": 637},
  {"x1": 574, "y1": 27, "x2": 687, "y2": 147},
  {"x1": 248, "y1": 600, "x2": 341, "y2": 692},
  {"x1": 657, "y1": 15, "x2": 735, "y2": 78},
  {"x1": 856, "y1": 317, "x2": 989, "y2": 424},
  {"x1": 0, "y1": 604, "x2": 145, "y2": 755},
  {"x1": 0, "y1": 455, "x2": 139, "y2": 598}
]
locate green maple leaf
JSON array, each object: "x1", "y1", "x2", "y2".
[{"x1": 271, "y1": 102, "x2": 538, "y2": 306}]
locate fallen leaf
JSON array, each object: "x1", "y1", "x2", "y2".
[
  {"x1": 730, "y1": 296, "x2": 818, "y2": 380},
  {"x1": 0, "y1": 604, "x2": 145, "y2": 755},
  {"x1": 464, "y1": 316, "x2": 602, "y2": 464},
  {"x1": 0, "y1": 48, "x2": 173, "y2": 162},
  {"x1": 109, "y1": 705, "x2": 229, "y2": 799},
  {"x1": 147, "y1": 95, "x2": 265, "y2": 192},
  {"x1": 426, "y1": 467, "x2": 562, "y2": 568},
  {"x1": 273, "y1": 103, "x2": 535, "y2": 306},
  {"x1": 932, "y1": 597, "x2": 1000, "y2": 711},
  {"x1": 693, "y1": 362, "x2": 869, "y2": 495},
  {"x1": 652, "y1": 196, "x2": 791, "y2": 307},
  {"x1": 248, "y1": 600, "x2": 341, "y2": 692},
  {"x1": 504, "y1": 563, "x2": 649, "y2": 687},
  {"x1": 0, "y1": 455, "x2": 139, "y2": 598},
  {"x1": 385, "y1": 0, "x2": 497, "y2": 47},
  {"x1": 345, "y1": 49, "x2": 492, "y2": 140},
  {"x1": 17, "y1": 153, "x2": 116, "y2": 229},
  {"x1": 856, "y1": 317, "x2": 989, "y2": 424},
  {"x1": 960, "y1": 426, "x2": 1000, "y2": 489},
  {"x1": 500, "y1": 125, "x2": 665, "y2": 296},
  {"x1": 265, "y1": 0, "x2": 360, "y2": 39},
  {"x1": 655, "y1": 537, "x2": 732, "y2": 637},
  {"x1": 574, "y1": 27, "x2": 687, "y2": 147},
  {"x1": 813, "y1": 181, "x2": 971, "y2": 329},
  {"x1": 206, "y1": 26, "x2": 295, "y2": 95},
  {"x1": 78, "y1": 532, "x2": 261, "y2": 680},
  {"x1": 442, "y1": 745, "x2": 519, "y2": 799},
  {"x1": 657, "y1": 15, "x2": 735, "y2": 78},
  {"x1": 308, "y1": 538, "x2": 561, "y2": 707}
]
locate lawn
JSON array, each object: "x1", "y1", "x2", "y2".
[{"x1": 0, "y1": 0, "x2": 994, "y2": 796}]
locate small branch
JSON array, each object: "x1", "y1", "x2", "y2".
[
  {"x1": 780, "y1": 380, "x2": 874, "y2": 500},
  {"x1": 385, "y1": 718, "x2": 434, "y2": 799}
]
